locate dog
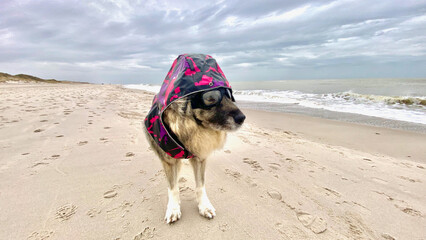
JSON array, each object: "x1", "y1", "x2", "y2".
[{"x1": 144, "y1": 54, "x2": 245, "y2": 223}]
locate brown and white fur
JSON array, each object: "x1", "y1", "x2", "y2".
[{"x1": 144, "y1": 94, "x2": 245, "y2": 223}]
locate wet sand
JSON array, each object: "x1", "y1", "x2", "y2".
[{"x1": 0, "y1": 83, "x2": 425, "y2": 239}]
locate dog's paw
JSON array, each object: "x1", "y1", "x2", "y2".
[
  {"x1": 198, "y1": 201, "x2": 216, "y2": 219},
  {"x1": 164, "y1": 205, "x2": 181, "y2": 224}
]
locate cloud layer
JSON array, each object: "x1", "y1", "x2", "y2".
[{"x1": 1, "y1": 0, "x2": 426, "y2": 83}]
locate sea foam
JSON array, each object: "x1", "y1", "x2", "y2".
[{"x1": 125, "y1": 84, "x2": 426, "y2": 125}]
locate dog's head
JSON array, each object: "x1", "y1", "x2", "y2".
[{"x1": 170, "y1": 88, "x2": 245, "y2": 131}]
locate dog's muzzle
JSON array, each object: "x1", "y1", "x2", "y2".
[{"x1": 232, "y1": 110, "x2": 246, "y2": 125}]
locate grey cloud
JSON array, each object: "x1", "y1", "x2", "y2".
[{"x1": 1, "y1": 0, "x2": 426, "y2": 83}]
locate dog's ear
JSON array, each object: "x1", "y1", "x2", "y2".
[{"x1": 167, "y1": 99, "x2": 191, "y2": 116}]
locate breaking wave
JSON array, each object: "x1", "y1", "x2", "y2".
[
  {"x1": 327, "y1": 92, "x2": 426, "y2": 107},
  {"x1": 233, "y1": 90, "x2": 426, "y2": 124},
  {"x1": 124, "y1": 84, "x2": 426, "y2": 125}
]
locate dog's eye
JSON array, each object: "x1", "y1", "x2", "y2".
[{"x1": 202, "y1": 90, "x2": 221, "y2": 106}]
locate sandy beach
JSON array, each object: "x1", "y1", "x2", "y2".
[{"x1": 0, "y1": 83, "x2": 425, "y2": 240}]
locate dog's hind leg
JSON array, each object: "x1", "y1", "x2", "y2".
[
  {"x1": 162, "y1": 160, "x2": 182, "y2": 223},
  {"x1": 190, "y1": 157, "x2": 216, "y2": 219}
]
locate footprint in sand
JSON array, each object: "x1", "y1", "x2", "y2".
[
  {"x1": 219, "y1": 223, "x2": 230, "y2": 232},
  {"x1": 398, "y1": 176, "x2": 421, "y2": 183},
  {"x1": 396, "y1": 205, "x2": 422, "y2": 217},
  {"x1": 179, "y1": 186, "x2": 195, "y2": 199},
  {"x1": 31, "y1": 162, "x2": 49, "y2": 168},
  {"x1": 273, "y1": 151, "x2": 284, "y2": 156},
  {"x1": 51, "y1": 154, "x2": 60, "y2": 158},
  {"x1": 104, "y1": 190, "x2": 118, "y2": 198},
  {"x1": 244, "y1": 176, "x2": 258, "y2": 187},
  {"x1": 86, "y1": 208, "x2": 102, "y2": 218},
  {"x1": 268, "y1": 163, "x2": 281, "y2": 170},
  {"x1": 267, "y1": 190, "x2": 282, "y2": 200},
  {"x1": 374, "y1": 191, "x2": 422, "y2": 216},
  {"x1": 78, "y1": 141, "x2": 88, "y2": 146},
  {"x1": 242, "y1": 158, "x2": 264, "y2": 171},
  {"x1": 296, "y1": 212, "x2": 327, "y2": 234},
  {"x1": 381, "y1": 233, "x2": 396, "y2": 240},
  {"x1": 40, "y1": 120, "x2": 48, "y2": 122},
  {"x1": 398, "y1": 162, "x2": 413, "y2": 168},
  {"x1": 239, "y1": 136, "x2": 254, "y2": 145},
  {"x1": 133, "y1": 227, "x2": 155, "y2": 240},
  {"x1": 56, "y1": 135, "x2": 64, "y2": 138},
  {"x1": 104, "y1": 126, "x2": 111, "y2": 129},
  {"x1": 323, "y1": 187, "x2": 341, "y2": 198},
  {"x1": 56, "y1": 204, "x2": 77, "y2": 221},
  {"x1": 224, "y1": 168, "x2": 242, "y2": 180},
  {"x1": 106, "y1": 201, "x2": 134, "y2": 220},
  {"x1": 34, "y1": 129, "x2": 44, "y2": 133},
  {"x1": 27, "y1": 230, "x2": 54, "y2": 240},
  {"x1": 280, "y1": 157, "x2": 294, "y2": 164},
  {"x1": 154, "y1": 169, "x2": 164, "y2": 177},
  {"x1": 373, "y1": 190, "x2": 394, "y2": 201},
  {"x1": 126, "y1": 152, "x2": 135, "y2": 157},
  {"x1": 22, "y1": 153, "x2": 30, "y2": 156}
]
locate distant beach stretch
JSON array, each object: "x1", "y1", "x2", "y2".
[{"x1": 1, "y1": 81, "x2": 425, "y2": 239}]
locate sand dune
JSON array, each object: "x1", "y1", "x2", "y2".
[{"x1": 0, "y1": 83, "x2": 425, "y2": 239}]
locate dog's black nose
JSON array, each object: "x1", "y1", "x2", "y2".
[{"x1": 234, "y1": 113, "x2": 246, "y2": 124}]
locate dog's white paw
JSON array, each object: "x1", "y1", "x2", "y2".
[
  {"x1": 198, "y1": 201, "x2": 216, "y2": 219},
  {"x1": 164, "y1": 205, "x2": 181, "y2": 224}
]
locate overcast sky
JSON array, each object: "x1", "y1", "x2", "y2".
[{"x1": 1, "y1": 0, "x2": 426, "y2": 84}]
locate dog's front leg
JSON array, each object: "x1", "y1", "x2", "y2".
[
  {"x1": 161, "y1": 160, "x2": 182, "y2": 223},
  {"x1": 190, "y1": 157, "x2": 216, "y2": 219}
]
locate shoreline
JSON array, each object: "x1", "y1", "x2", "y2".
[
  {"x1": 241, "y1": 108, "x2": 426, "y2": 163},
  {"x1": 237, "y1": 100, "x2": 426, "y2": 134}
]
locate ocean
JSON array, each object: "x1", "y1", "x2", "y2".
[{"x1": 125, "y1": 78, "x2": 426, "y2": 133}]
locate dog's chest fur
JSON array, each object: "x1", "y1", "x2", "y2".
[{"x1": 163, "y1": 108, "x2": 226, "y2": 159}]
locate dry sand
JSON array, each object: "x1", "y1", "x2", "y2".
[{"x1": 0, "y1": 83, "x2": 425, "y2": 240}]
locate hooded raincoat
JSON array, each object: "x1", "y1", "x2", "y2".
[{"x1": 144, "y1": 54, "x2": 233, "y2": 159}]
